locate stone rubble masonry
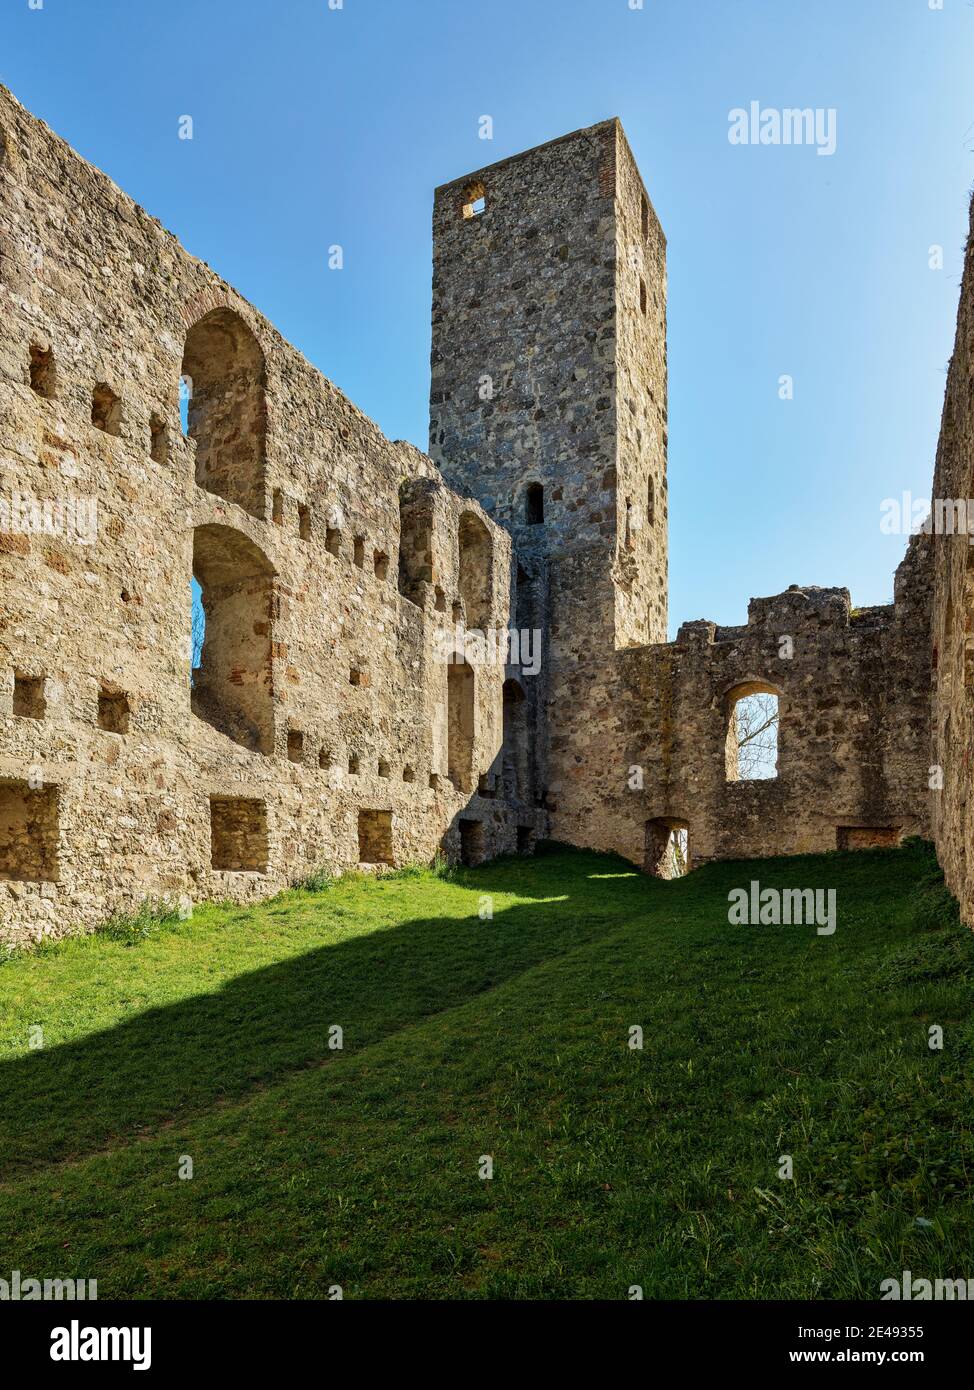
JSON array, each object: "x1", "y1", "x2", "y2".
[
  {"x1": 0, "y1": 84, "x2": 544, "y2": 945},
  {"x1": 928, "y1": 194, "x2": 974, "y2": 926},
  {"x1": 431, "y1": 119, "x2": 933, "y2": 881},
  {"x1": 0, "y1": 86, "x2": 954, "y2": 942}
]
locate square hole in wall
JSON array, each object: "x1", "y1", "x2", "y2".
[
  {"x1": 349, "y1": 668, "x2": 369, "y2": 687},
  {"x1": 298, "y1": 504, "x2": 311, "y2": 541},
  {"x1": 358, "y1": 808, "x2": 393, "y2": 865},
  {"x1": 149, "y1": 412, "x2": 169, "y2": 464},
  {"x1": 516, "y1": 825, "x2": 535, "y2": 854},
  {"x1": 378, "y1": 759, "x2": 391, "y2": 778},
  {"x1": 13, "y1": 673, "x2": 45, "y2": 720},
  {"x1": 287, "y1": 729, "x2": 304, "y2": 764},
  {"x1": 325, "y1": 527, "x2": 340, "y2": 556},
  {"x1": 348, "y1": 753, "x2": 360, "y2": 774},
  {"x1": 459, "y1": 818, "x2": 484, "y2": 867},
  {"x1": 0, "y1": 780, "x2": 59, "y2": 882},
  {"x1": 353, "y1": 537, "x2": 366, "y2": 568},
  {"x1": 97, "y1": 687, "x2": 130, "y2": 734},
  {"x1": 210, "y1": 796, "x2": 268, "y2": 872},
  {"x1": 319, "y1": 748, "x2": 332, "y2": 770},
  {"x1": 462, "y1": 181, "x2": 486, "y2": 219},
  {"x1": 91, "y1": 382, "x2": 122, "y2": 435},
  {"x1": 29, "y1": 344, "x2": 56, "y2": 399},
  {"x1": 373, "y1": 550, "x2": 389, "y2": 581}
]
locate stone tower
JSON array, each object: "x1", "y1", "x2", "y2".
[{"x1": 429, "y1": 118, "x2": 668, "y2": 660}]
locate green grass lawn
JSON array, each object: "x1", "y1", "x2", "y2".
[{"x1": 1, "y1": 839, "x2": 973, "y2": 1300}]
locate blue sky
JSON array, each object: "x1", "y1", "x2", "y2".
[{"x1": 2, "y1": 0, "x2": 970, "y2": 633}]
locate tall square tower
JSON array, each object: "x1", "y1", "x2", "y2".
[{"x1": 429, "y1": 118, "x2": 668, "y2": 654}]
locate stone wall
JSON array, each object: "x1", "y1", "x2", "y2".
[
  {"x1": 0, "y1": 84, "x2": 545, "y2": 946},
  {"x1": 928, "y1": 196, "x2": 974, "y2": 924},
  {"x1": 0, "y1": 85, "x2": 950, "y2": 943},
  {"x1": 549, "y1": 575, "x2": 931, "y2": 871},
  {"x1": 432, "y1": 120, "x2": 933, "y2": 879}
]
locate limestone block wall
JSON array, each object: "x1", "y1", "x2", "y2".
[
  {"x1": 429, "y1": 120, "x2": 669, "y2": 830},
  {"x1": 0, "y1": 85, "x2": 544, "y2": 945},
  {"x1": 928, "y1": 197, "x2": 974, "y2": 923},
  {"x1": 611, "y1": 124, "x2": 668, "y2": 650},
  {"x1": 428, "y1": 115, "x2": 932, "y2": 878},
  {"x1": 548, "y1": 578, "x2": 931, "y2": 870},
  {"x1": 0, "y1": 81, "x2": 951, "y2": 941},
  {"x1": 430, "y1": 120, "x2": 667, "y2": 663}
]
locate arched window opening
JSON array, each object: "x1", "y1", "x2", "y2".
[
  {"x1": 447, "y1": 655, "x2": 475, "y2": 792},
  {"x1": 525, "y1": 482, "x2": 544, "y2": 526},
  {"x1": 726, "y1": 683, "x2": 780, "y2": 782},
  {"x1": 502, "y1": 678, "x2": 531, "y2": 804},
  {"x1": 192, "y1": 524, "x2": 275, "y2": 754},
  {"x1": 179, "y1": 375, "x2": 192, "y2": 436},
  {"x1": 182, "y1": 308, "x2": 266, "y2": 519},
  {"x1": 645, "y1": 818, "x2": 690, "y2": 879},
  {"x1": 462, "y1": 181, "x2": 486, "y2": 220},
  {"x1": 190, "y1": 576, "x2": 205, "y2": 676},
  {"x1": 458, "y1": 511, "x2": 492, "y2": 629}
]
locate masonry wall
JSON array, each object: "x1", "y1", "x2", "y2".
[
  {"x1": 928, "y1": 196, "x2": 974, "y2": 924},
  {"x1": 430, "y1": 120, "x2": 668, "y2": 826},
  {"x1": 0, "y1": 85, "x2": 947, "y2": 944},
  {"x1": 431, "y1": 118, "x2": 932, "y2": 876},
  {"x1": 550, "y1": 576, "x2": 931, "y2": 871},
  {"x1": 0, "y1": 85, "x2": 544, "y2": 946}
]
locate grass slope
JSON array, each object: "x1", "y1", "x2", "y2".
[{"x1": 1, "y1": 841, "x2": 973, "y2": 1300}]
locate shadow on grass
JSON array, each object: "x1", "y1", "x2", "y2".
[
  {"x1": 0, "y1": 840, "x2": 941, "y2": 1181},
  {"x1": 0, "y1": 847, "x2": 651, "y2": 1178}
]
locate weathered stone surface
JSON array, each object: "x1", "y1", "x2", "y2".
[
  {"x1": 432, "y1": 121, "x2": 932, "y2": 878},
  {"x1": 927, "y1": 197, "x2": 974, "y2": 924},
  {"x1": 0, "y1": 85, "x2": 543, "y2": 945},
  {"x1": 0, "y1": 89, "x2": 955, "y2": 941}
]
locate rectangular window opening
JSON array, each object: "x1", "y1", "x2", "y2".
[
  {"x1": 210, "y1": 796, "x2": 268, "y2": 872},
  {"x1": 358, "y1": 808, "x2": 393, "y2": 865}
]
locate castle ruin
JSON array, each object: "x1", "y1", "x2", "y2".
[{"x1": 0, "y1": 87, "x2": 964, "y2": 945}]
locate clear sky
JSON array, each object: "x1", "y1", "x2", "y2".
[{"x1": 2, "y1": 0, "x2": 970, "y2": 634}]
